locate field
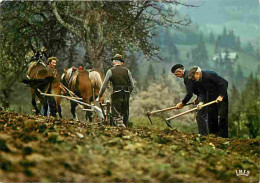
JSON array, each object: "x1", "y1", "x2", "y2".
[{"x1": 0, "y1": 111, "x2": 259, "y2": 182}]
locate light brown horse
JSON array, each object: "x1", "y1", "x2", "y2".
[
  {"x1": 23, "y1": 61, "x2": 62, "y2": 117},
  {"x1": 61, "y1": 67, "x2": 104, "y2": 121}
]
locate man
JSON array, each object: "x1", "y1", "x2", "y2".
[
  {"x1": 45, "y1": 57, "x2": 64, "y2": 117},
  {"x1": 188, "y1": 66, "x2": 229, "y2": 138},
  {"x1": 47, "y1": 57, "x2": 57, "y2": 69},
  {"x1": 97, "y1": 54, "x2": 134, "y2": 128},
  {"x1": 171, "y1": 64, "x2": 208, "y2": 136}
]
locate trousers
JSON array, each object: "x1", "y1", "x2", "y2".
[{"x1": 111, "y1": 90, "x2": 130, "y2": 127}]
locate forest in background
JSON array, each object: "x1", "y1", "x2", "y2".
[{"x1": 0, "y1": 1, "x2": 259, "y2": 139}]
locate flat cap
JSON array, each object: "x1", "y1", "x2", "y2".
[
  {"x1": 171, "y1": 64, "x2": 184, "y2": 73},
  {"x1": 188, "y1": 66, "x2": 199, "y2": 79},
  {"x1": 111, "y1": 54, "x2": 124, "y2": 62}
]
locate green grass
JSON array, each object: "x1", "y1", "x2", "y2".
[{"x1": 130, "y1": 116, "x2": 198, "y2": 134}]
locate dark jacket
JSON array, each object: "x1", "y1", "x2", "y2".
[{"x1": 197, "y1": 71, "x2": 228, "y2": 101}]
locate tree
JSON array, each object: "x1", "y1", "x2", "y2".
[
  {"x1": 223, "y1": 48, "x2": 234, "y2": 80},
  {"x1": 49, "y1": 1, "x2": 194, "y2": 71},
  {"x1": 215, "y1": 35, "x2": 221, "y2": 54},
  {"x1": 147, "y1": 63, "x2": 156, "y2": 82},
  {"x1": 242, "y1": 74, "x2": 260, "y2": 138},
  {"x1": 228, "y1": 84, "x2": 241, "y2": 137},
  {"x1": 235, "y1": 36, "x2": 241, "y2": 51},
  {"x1": 209, "y1": 31, "x2": 215, "y2": 43},
  {"x1": 191, "y1": 33, "x2": 208, "y2": 67},
  {"x1": 221, "y1": 27, "x2": 228, "y2": 47},
  {"x1": 229, "y1": 74, "x2": 260, "y2": 138},
  {"x1": 244, "y1": 42, "x2": 254, "y2": 56},
  {"x1": 0, "y1": 29, "x2": 31, "y2": 108},
  {"x1": 172, "y1": 44, "x2": 180, "y2": 62},
  {"x1": 235, "y1": 64, "x2": 244, "y2": 84},
  {"x1": 0, "y1": 1, "x2": 69, "y2": 108}
]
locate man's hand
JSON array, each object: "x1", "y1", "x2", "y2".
[
  {"x1": 193, "y1": 96, "x2": 198, "y2": 104},
  {"x1": 197, "y1": 102, "x2": 204, "y2": 110},
  {"x1": 176, "y1": 102, "x2": 183, "y2": 109},
  {"x1": 216, "y1": 96, "x2": 223, "y2": 103},
  {"x1": 96, "y1": 97, "x2": 101, "y2": 103}
]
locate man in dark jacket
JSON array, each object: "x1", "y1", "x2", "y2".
[
  {"x1": 188, "y1": 66, "x2": 229, "y2": 138},
  {"x1": 171, "y1": 64, "x2": 208, "y2": 136},
  {"x1": 97, "y1": 54, "x2": 134, "y2": 128}
]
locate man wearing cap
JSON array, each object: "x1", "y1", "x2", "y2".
[
  {"x1": 188, "y1": 66, "x2": 229, "y2": 138},
  {"x1": 97, "y1": 54, "x2": 134, "y2": 128},
  {"x1": 171, "y1": 64, "x2": 208, "y2": 136}
]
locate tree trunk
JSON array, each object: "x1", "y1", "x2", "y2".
[{"x1": 1, "y1": 89, "x2": 11, "y2": 109}]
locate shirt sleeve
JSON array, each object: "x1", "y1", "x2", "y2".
[
  {"x1": 98, "y1": 69, "x2": 112, "y2": 98},
  {"x1": 128, "y1": 69, "x2": 135, "y2": 93},
  {"x1": 181, "y1": 79, "x2": 193, "y2": 105}
]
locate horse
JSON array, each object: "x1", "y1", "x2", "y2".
[
  {"x1": 61, "y1": 67, "x2": 104, "y2": 121},
  {"x1": 23, "y1": 60, "x2": 62, "y2": 118}
]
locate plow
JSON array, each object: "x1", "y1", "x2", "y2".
[{"x1": 36, "y1": 83, "x2": 113, "y2": 123}]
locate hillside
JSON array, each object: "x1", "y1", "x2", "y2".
[
  {"x1": 0, "y1": 111, "x2": 259, "y2": 182},
  {"x1": 138, "y1": 43, "x2": 258, "y2": 79}
]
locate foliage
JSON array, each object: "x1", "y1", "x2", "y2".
[
  {"x1": 191, "y1": 33, "x2": 208, "y2": 66},
  {"x1": 49, "y1": 1, "x2": 193, "y2": 70},
  {"x1": 130, "y1": 74, "x2": 194, "y2": 124},
  {"x1": 0, "y1": 1, "x2": 69, "y2": 108},
  {"x1": 229, "y1": 74, "x2": 260, "y2": 138}
]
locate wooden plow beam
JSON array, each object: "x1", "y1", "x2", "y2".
[{"x1": 37, "y1": 89, "x2": 104, "y2": 118}]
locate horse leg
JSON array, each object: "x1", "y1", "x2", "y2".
[
  {"x1": 47, "y1": 96, "x2": 57, "y2": 117},
  {"x1": 31, "y1": 89, "x2": 40, "y2": 115},
  {"x1": 54, "y1": 97, "x2": 62, "y2": 119},
  {"x1": 57, "y1": 104, "x2": 62, "y2": 119},
  {"x1": 38, "y1": 96, "x2": 48, "y2": 116},
  {"x1": 70, "y1": 101, "x2": 79, "y2": 121},
  {"x1": 51, "y1": 82, "x2": 62, "y2": 118},
  {"x1": 84, "y1": 98, "x2": 93, "y2": 122}
]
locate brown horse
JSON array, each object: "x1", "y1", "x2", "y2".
[
  {"x1": 23, "y1": 61, "x2": 62, "y2": 117},
  {"x1": 61, "y1": 67, "x2": 104, "y2": 121}
]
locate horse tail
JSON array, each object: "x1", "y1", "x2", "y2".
[
  {"x1": 89, "y1": 71, "x2": 103, "y2": 90},
  {"x1": 22, "y1": 77, "x2": 55, "y2": 89},
  {"x1": 89, "y1": 71, "x2": 103, "y2": 102}
]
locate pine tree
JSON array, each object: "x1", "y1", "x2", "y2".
[
  {"x1": 209, "y1": 31, "x2": 215, "y2": 43},
  {"x1": 228, "y1": 84, "x2": 241, "y2": 137},
  {"x1": 235, "y1": 64, "x2": 244, "y2": 83},
  {"x1": 147, "y1": 63, "x2": 156, "y2": 81},
  {"x1": 245, "y1": 42, "x2": 254, "y2": 56},
  {"x1": 224, "y1": 48, "x2": 234, "y2": 79},
  {"x1": 235, "y1": 36, "x2": 241, "y2": 51},
  {"x1": 190, "y1": 33, "x2": 209, "y2": 67},
  {"x1": 242, "y1": 74, "x2": 260, "y2": 138},
  {"x1": 215, "y1": 36, "x2": 221, "y2": 54},
  {"x1": 172, "y1": 44, "x2": 180, "y2": 62},
  {"x1": 221, "y1": 27, "x2": 228, "y2": 47}
]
